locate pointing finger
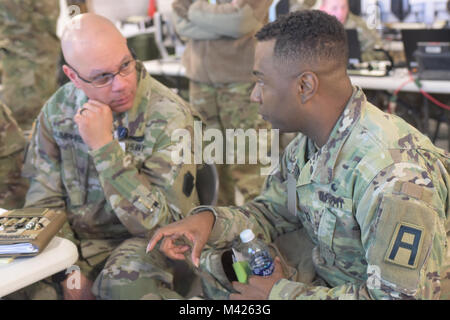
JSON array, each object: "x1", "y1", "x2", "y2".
[{"x1": 147, "y1": 230, "x2": 165, "y2": 253}]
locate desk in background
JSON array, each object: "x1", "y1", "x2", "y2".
[
  {"x1": 143, "y1": 59, "x2": 450, "y2": 95},
  {"x1": 350, "y1": 68, "x2": 450, "y2": 94},
  {"x1": 143, "y1": 59, "x2": 186, "y2": 78},
  {"x1": 143, "y1": 59, "x2": 450, "y2": 149},
  {"x1": 351, "y1": 68, "x2": 450, "y2": 149}
]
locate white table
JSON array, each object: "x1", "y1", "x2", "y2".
[
  {"x1": 350, "y1": 68, "x2": 450, "y2": 148},
  {"x1": 0, "y1": 236, "x2": 79, "y2": 298},
  {"x1": 350, "y1": 68, "x2": 450, "y2": 94},
  {"x1": 143, "y1": 59, "x2": 186, "y2": 78},
  {"x1": 143, "y1": 59, "x2": 450, "y2": 95},
  {"x1": 143, "y1": 59, "x2": 450, "y2": 146}
]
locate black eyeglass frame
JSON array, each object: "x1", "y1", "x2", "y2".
[{"x1": 66, "y1": 48, "x2": 138, "y2": 88}]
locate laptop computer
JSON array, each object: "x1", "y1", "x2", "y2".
[
  {"x1": 346, "y1": 29, "x2": 388, "y2": 77},
  {"x1": 401, "y1": 29, "x2": 450, "y2": 71},
  {"x1": 347, "y1": 29, "x2": 362, "y2": 65}
]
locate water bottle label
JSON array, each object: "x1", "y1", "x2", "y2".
[
  {"x1": 252, "y1": 261, "x2": 274, "y2": 276},
  {"x1": 250, "y1": 251, "x2": 274, "y2": 276}
]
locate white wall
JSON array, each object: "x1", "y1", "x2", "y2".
[
  {"x1": 57, "y1": 0, "x2": 153, "y2": 38},
  {"x1": 361, "y1": 0, "x2": 450, "y2": 25},
  {"x1": 88, "y1": 0, "x2": 149, "y2": 23}
]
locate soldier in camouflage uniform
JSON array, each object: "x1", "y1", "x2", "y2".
[
  {"x1": 290, "y1": 0, "x2": 317, "y2": 12},
  {"x1": 320, "y1": 0, "x2": 383, "y2": 62},
  {"x1": 0, "y1": 101, "x2": 29, "y2": 210},
  {"x1": 21, "y1": 14, "x2": 201, "y2": 299},
  {"x1": 172, "y1": 0, "x2": 273, "y2": 206},
  {"x1": 148, "y1": 11, "x2": 450, "y2": 300},
  {"x1": 0, "y1": 0, "x2": 60, "y2": 130}
]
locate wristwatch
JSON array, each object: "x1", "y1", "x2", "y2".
[{"x1": 51, "y1": 270, "x2": 68, "y2": 283}]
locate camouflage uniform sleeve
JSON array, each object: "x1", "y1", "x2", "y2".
[
  {"x1": 0, "y1": 102, "x2": 29, "y2": 209},
  {"x1": 22, "y1": 108, "x2": 66, "y2": 209},
  {"x1": 345, "y1": 13, "x2": 384, "y2": 62},
  {"x1": 359, "y1": 26, "x2": 384, "y2": 62},
  {"x1": 186, "y1": 0, "x2": 269, "y2": 39},
  {"x1": 172, "y1": 0, "x2": 222, "y2": 40},
  {"x1": 269, "y1": 155, "x2": 449, "y2": 300},
  {"x1": 190, "y1": 149, "x2": 302, "y2": 249},
  {"x1": 22, "y1": 107, "x2": 79, "y2": 244},
  {"x1": 89, "y1": 104, "x2": 199, "y2": 236}
]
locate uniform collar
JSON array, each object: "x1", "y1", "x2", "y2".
[
  {"x1": 113, "y1": 60, "x2": 152, "y2": 138},
  {"x1": 303, "y1": 86, "x2": 365, "y2": 184}
]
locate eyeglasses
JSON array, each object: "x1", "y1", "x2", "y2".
[{"x1": 67, "y1": 58, "x2": 136, "y2": 88}]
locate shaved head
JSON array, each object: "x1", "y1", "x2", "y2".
[
  {"x1": 61, "y1": 13, "x2": 138, "y2": 114},
  {"x1": 62, "y1": 13, "x2": 126, "y2": 69}
]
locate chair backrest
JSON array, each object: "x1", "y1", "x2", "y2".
[{"x1": 196, "y1": 163, "x2": 219, "y2": 206}]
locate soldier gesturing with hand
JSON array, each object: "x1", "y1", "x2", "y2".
[
  {"x1": 147, "y1": 210, "x2": 286, "y2": 300},
  {"x1": 147, "y1": 11, "x2": 450, "y2": 300},
  {"x1": 147, "y1": 211, "x2": 215, "y2": 267}
]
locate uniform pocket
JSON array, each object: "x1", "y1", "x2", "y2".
[
  {"x1": 60, "y1": 144, "x2": 85, "y2": 206},
  {"x1": 318, "y1": 209, "x2": 337, "y2": 266}
]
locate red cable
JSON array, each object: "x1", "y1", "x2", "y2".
[
  {"x1": 419, "y1": 90, "x2": 450, "y2": 111},
  {"x1": 408, "y1": 71, "x2": 450, "y2": 111},
  {"x1": 387, "y1": 72, "x2": 450, "y2": 113},
  {"x1": 387, "y1": 77, "x2": 414, "y2": 113}
]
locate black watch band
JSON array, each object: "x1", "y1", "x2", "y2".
[{"x1": 51, "y1": 270, "x2": 67, "y2": 283}]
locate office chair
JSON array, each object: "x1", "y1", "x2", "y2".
[{"x1": 196, "y1": 163, "x2": 219, "y2": 206}]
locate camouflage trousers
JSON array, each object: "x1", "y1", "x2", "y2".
[
  {"x1": 92, "y1": 237, "x2": 200, "y2": 300},
  {"x1": 0, "y1": 150, "x2": 29, "y2": 210},
  {"x1": 93, "y1": 228, "x2": 318, "y2": 300},
  {"x1": 189, "y1": 81, "x2": 271, "y2": 206},
  {"x1": 92, "y1": 237, "x2": 232, "y2": 300},
  {"x1": 6, "y1": 229, "x2": 317, "y2": 300}
]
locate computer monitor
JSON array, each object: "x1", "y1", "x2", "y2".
[
  {"x1": 391, "y1": 0, "x2": 410, "y2": 22},
  {"x1": 401, "y1": 29, "x2": 450, "y2": 69},
  {"x1": 348, "y1": 0, "x2": 361, "y2": 16},
  {"x1": 346, "y1": 29, "x2": 362, "y2": 64}
]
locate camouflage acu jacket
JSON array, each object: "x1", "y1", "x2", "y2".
[
  {"x1": 193, "y1": 87, "x2": 450, "y2": 300},
  {"x1": 0, "y1": 102, "x2": 29, "y2": 209},
  {"x1": 23, "y1": 61, "x2": 200, "y2": 241},
  {"x1": 173, "y1": 0, "x2": 272, "y2": 84},
  {"x1": 345, "y1": 12, "x2": 383, "y2": 62}
]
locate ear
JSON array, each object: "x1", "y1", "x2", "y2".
[
  {"x1": 62, "y1": 65, "x2": 82, "y2": 89},
  {"x1": 296, "y1": 71, "x2": 318, "y2": 104}
]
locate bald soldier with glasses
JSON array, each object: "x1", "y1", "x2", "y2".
[
  {"x1": 65, "y1": 56, "x2": 136, "y2": 89},
  {"x1": 18, "y1": 13, "x2": 201, "y2": 300}
]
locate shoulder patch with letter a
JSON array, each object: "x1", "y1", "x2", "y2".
[{"x1": 385, "y1": 222, "x2": 424, "y2": 269}]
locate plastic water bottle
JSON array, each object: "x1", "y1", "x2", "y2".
[{"x1": 237, "y1": 229, "x2": 274, "y2": 277}]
